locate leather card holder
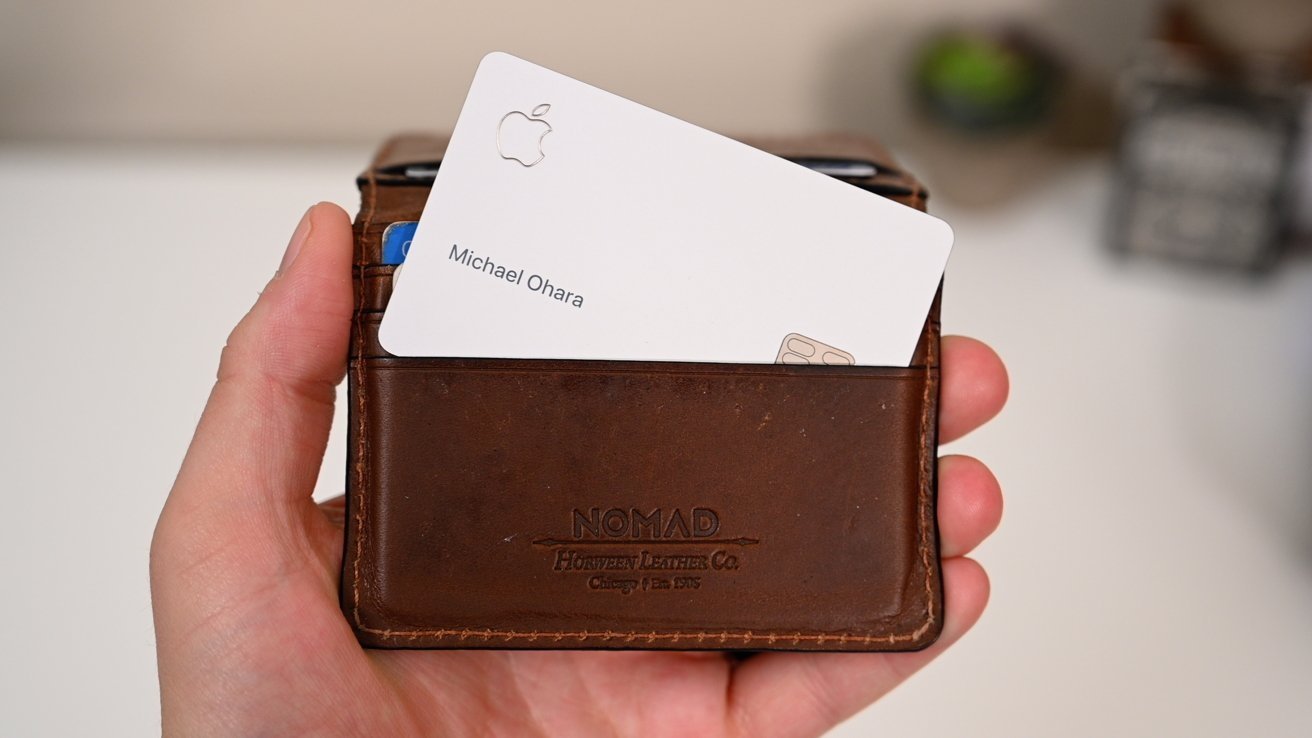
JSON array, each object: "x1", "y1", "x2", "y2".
[{"x1": 341, "y1": 133, "x2": 944, "y2": 651}]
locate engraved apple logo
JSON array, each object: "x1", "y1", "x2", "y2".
[{"x1": 497, "y1": 103, "x2": 552, "y2": 167}]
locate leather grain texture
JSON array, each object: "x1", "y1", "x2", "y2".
[{"x1": 342, "y1": 133, "x2": 943, "y2": 651}]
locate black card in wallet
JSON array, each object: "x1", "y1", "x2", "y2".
[{"x1": 341, "y1": 132, "x2": 944, "y2": 651}]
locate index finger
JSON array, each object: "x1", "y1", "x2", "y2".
[{"x1": 939, "y1": 335, "x2": 1008, "y2": 444}]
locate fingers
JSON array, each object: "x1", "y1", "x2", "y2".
[
  {"x1": 723, "y1": 449, "x2": 1004, "y2": 738},
  {"x1": 937, "y1": 455, "x2": 1003, "y2": 558},
  {"x1": 726, "y1": 558, "x2": 990, "y2": 738},
  {"x1": 939, "y1": 335, "x2": 1008, "y2": 444},
  {"x1": 166, "y1": 202, "x2": 354, "y2": 519}
]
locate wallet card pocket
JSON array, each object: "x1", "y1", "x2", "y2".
[{"x1": 344, "y1": 354, "x2": 941, "y2": 650}]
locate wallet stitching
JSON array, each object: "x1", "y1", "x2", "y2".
[
  {"x1": 350, "y1": 136, "x2": 397, "y2": 629},
  {"x1": 348, "y1": 139, "x2": 938, "y2": 645},
  {"x1": 917, "y1": 324, "x2": 938, "y2": 632}
]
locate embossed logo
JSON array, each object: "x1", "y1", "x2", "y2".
[
  {"x1": 496, "y1": 103, "x2": 552, "y2": 167},
  {"x1": 574, "y1": 507, "x2": 718, "y2": 540},
  {"x1": 532, "y1": 506, "x2": 759, "y2": 595}
]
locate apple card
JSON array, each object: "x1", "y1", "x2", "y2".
[{"x1": 379, "y1": 52, "x2": 953, "y2": 366}]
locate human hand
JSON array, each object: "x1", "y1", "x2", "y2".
[{"x1": 151, "y1": 202, "x2": 1007, "y2": 737}]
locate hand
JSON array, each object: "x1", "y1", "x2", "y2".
[{"x1": 151, "y1": 203, "x2": 1008, "y2": 737}]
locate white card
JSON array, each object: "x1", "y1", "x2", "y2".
[{"x1": 380, "y1": 52, "x2": 953, "y2": 366}]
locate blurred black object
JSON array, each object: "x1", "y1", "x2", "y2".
[{"x1": 1112, "y1": 5, "x2": 1310, "y2": 272}]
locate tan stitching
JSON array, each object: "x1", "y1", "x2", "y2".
[
  {"x1": 354, "y1": 597, "x2": 933, "y2": 643},
  {"x1": 350, "y1": 136, "x2": 394, "y2": 631},
  {"x1": 917, "y1": 317, "x2": 939, "y2": 633},
  {"x1": 358, "y1": 628, "x2": 925, "y2": 644}
]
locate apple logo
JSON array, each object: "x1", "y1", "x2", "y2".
[{"x1": 497, "y1": 103, "x2": 552, "y2": 167}]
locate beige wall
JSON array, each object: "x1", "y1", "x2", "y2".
[{"x1": 1, "y1": 0, "x2": 1153, "y2": 144}]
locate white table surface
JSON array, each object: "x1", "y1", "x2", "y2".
[{"x1": 1, "y1": 142, "x2": 1309, "y2": 736}]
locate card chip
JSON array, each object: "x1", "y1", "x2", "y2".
[{"x1": 775, "y1": 333, "x2": 855, "y2": 365}]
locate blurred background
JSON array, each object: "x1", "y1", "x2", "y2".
[{"x1": 2, "y1": 1, "x2": 1310, "y2": 735}]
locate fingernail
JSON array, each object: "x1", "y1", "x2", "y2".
[{"x1": 279, "y1": 206, "x2": 315, "y2": 275}]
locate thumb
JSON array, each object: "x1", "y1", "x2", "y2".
[
  {"x1": 151, "y1": 204, "x2": 355, "y2": 727},
  {"x1": 162, "y1": 202, "x2": 353, "y2": 535}
]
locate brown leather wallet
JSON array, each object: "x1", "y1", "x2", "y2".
[{"x1": 342, "y1": 133, "x2": 943, "y2": 651}]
